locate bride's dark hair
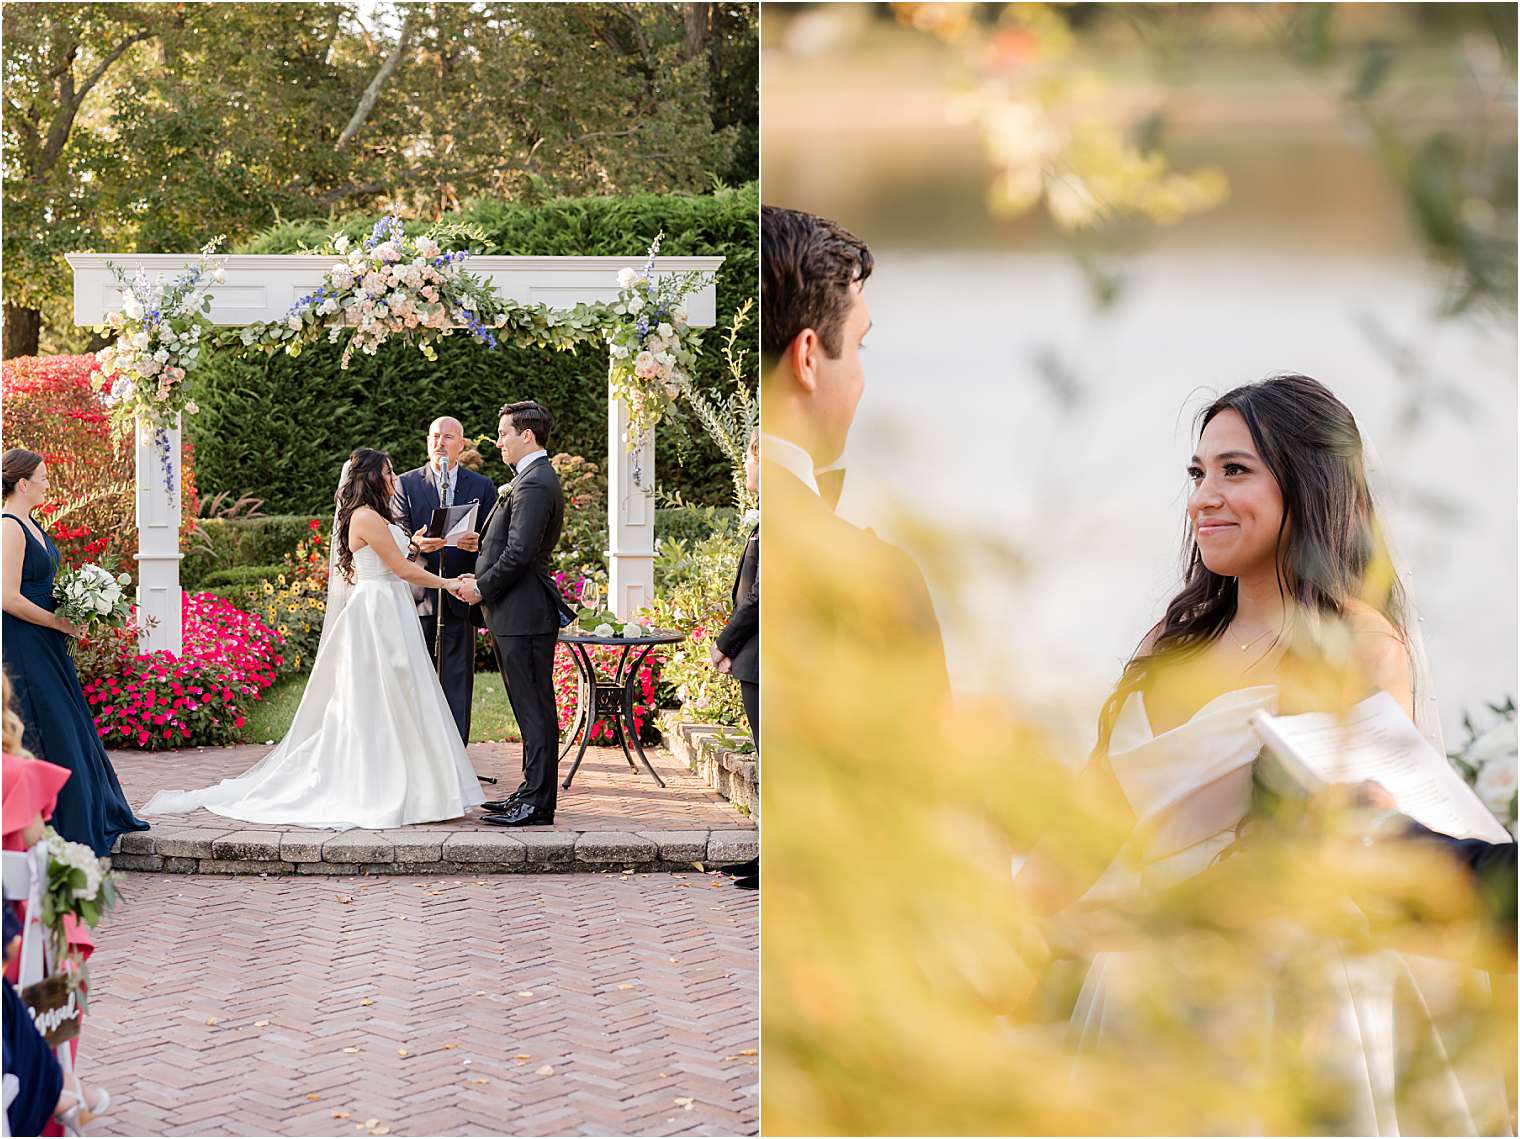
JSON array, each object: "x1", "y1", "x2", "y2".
[
  {"x1": 1095, "y1": 373, "x2": 1406, "y2": 755},
  {"x1": 335, "y1": 448, "x2": 395, "y2": 584}
]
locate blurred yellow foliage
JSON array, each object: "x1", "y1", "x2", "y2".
[{"x1": 761, "y1": 490, "x2": 1514, "y2": 1135}]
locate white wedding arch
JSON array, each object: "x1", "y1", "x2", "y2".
[{"x1": 66, "y1": 252, "x2": 723, "y2": 654}]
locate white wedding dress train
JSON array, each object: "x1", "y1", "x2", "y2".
[
  {"x1": 1069, "y1": 685, "x2": 1512, "y2": 1136},
  {"x1": 142, "y1": 524, "x2": 485, "y2": 829}
]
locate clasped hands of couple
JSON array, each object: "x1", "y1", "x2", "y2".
[{"x1": 413, "y1": 527, "x2": 484, "y2": 604}]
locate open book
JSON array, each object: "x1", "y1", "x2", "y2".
[
  {"x1": 425, "y1": 502, "x2": 478, "y2": 547},
  {"x1": 1252, "y1": 692, "x2": 1512, "y2": 843}
]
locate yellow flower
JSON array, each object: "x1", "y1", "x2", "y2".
[
  {"x1": 277, "y1": 574, "x2": 287, "y2": 586},
  {"x1": 262, "y1": 581, "x2": 274, "y2": 595}
]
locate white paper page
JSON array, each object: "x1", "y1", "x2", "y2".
[
  {"x1": 1253, "y1": 692, "x2": 1511, "y2": 843},
  {"x1": 443, "y1": 502, "x2": 478, "y2": 547}
]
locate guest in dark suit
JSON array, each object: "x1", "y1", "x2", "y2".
[
  {"x1": 714, "y1": 432, "x2": 760, "y2": 889},
  {"x1": 460, "y1": 402, "x2": 573, "y2": 827},
  {"x1": 396, "y1": 416, "x2": 492, "y2": 743},
  {"x1": 714, "y1": 431, "x2": 761, "y2": 745}
]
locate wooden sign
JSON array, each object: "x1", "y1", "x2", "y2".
[{"x1": 19, "y1": 974, "x2": 82, "y2": 1048}]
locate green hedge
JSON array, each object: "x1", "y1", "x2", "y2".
[
  {"x1": 190, "y1": 185, "x2": 758, "y2": 517},
  {"x1": 183, "y1": 515, "x2": 322, "y2": 587},
  {"x1": 196, "y1": 563, "x2": 285, "y2": 610},
  {"x1": 656, "y1": 504, "x2": 738, "y2": 550}
]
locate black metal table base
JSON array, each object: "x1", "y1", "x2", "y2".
[{"x1": 560, "y1": 640, "x2": 666, "y2": 790}]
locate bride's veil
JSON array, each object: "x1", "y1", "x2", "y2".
[
  {"x1": 317, "y1": 459, "x2": 355, "y2": 656},
  {"x1": 1362, "y1": 436, "x2": 1444, "y2": 757}
]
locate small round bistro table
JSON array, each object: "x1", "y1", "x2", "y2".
[{"x1": 558, "y1": 628, "x2": 685, "y2": 790}]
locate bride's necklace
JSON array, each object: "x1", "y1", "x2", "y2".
[{"x1": 1230, "y1": 624, "x2": 1276, "y2": 653}]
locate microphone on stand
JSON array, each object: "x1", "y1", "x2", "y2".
[{"x1": 433, "y1": 456, "x2": 449, "y2": 683}]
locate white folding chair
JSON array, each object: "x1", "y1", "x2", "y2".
[{"x1": 2, "y1": 844, "x2": 87, "y2": 1131}]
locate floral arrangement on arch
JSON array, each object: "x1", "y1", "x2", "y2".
[
  {"x1": 606, "y1": 234, "x2": 712, "y2": 445},
  {"x1": 238, "y1": 216, "x2": 513, "y2": 369},
  {"x1": 89, "y1": 239, "x2": 226, "y2": 437}
]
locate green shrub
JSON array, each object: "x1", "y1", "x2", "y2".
[
  {"x1": 198, "y1": 563, "x2": 285, "y2": 609},
  {"x1": 643, "y1": 522, "x2": 748, "y2": 730},
  {"x1": 195, "y1": 184, "x2": 758, "y2": 515},
  {"x1": 183, "y1": 515, "x2": 324, "y2": 586},
  {"x1": 656, "y1": 504, "x2": 738, "y2": 563}
]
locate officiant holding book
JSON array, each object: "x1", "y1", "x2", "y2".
[{"x1": 399, "y1": 415, "x2": 490, "y2": 743}]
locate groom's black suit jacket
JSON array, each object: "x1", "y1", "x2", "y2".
[
  {"x1": 473, "y1": 456, "x2": 573, "y2": 637},
  {"x1": 397, "y1": 463, "x2": 495, "y2": 622},
  {"x1": 715, "y1": 526, "x2": 759, "y2": 685}
]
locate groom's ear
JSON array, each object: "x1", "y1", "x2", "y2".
[{"x1": 786, "y1": 328, "x2": 821, "y2": 395}]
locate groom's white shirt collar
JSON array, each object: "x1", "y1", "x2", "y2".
[
  {"x1": 762, "y1": 433, "x2": 819, "y2": 496},
  {"x1": 513, "y1": 449, "x2": 548, "y2": 475}
]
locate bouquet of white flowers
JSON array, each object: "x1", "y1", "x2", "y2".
[
  {"x1": 1449, "y1": 698, "x2": 1518, "y2": 835},
  {"x1": 39, "y1": 826, "x2": 119, "y2": 1002},
  {"x1": 606, "y1": 233, "x2": 713, "y2": 445},
  {"x1": 53, "y1": 562, "x2": 134, "y2": 631}
]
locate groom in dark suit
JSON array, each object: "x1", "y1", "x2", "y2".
[
  {"x1": 460, "y1": 400, "x2": 573, "y2": 826},
  {"x1": 397, "y1": 415, "x2": 492, "y2": 743}
]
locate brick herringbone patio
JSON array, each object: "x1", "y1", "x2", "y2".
[{"x1": 81, "y1": 873, "x2": 758, "y2": 1136}]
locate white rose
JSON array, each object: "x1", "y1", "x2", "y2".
[
  {"x1": 617, "y1": 267, "x2": 638, "y2": 288},
  {"x1": 212, "y1": 267, "x2": 227, "y2": 283},
  {"x1": 334, "y1": 234, "x2": 350, "y2": 253},
  {"x1": 593, "y1": 623, "x2": 616, "y2": 638},
  {"x1": 93, "y1": 595, "x2": 110, "y2": 614},
  {"x1": 1469, "y1": 720, "x2": 1517, "y2": 766},
  {"x1": 672, "y1": 305, "x2": 687, "y2": 324},
  {"x1": 657, "y1": 322, "x2": 673, "y2": 339},
  {"x1": 122, "y1": 294, "x2": 143, "y2": 320},
  {"x1": 1476, "y1": 759, "x2": 1518, "y2": 815},
  {"x1": 154, "y1": 349, "x2": 169, "y2": 362},
  {"x1": 132, "y1": 331, "x2": 151, "y2": 350},
  {"x1": 287, "y1": 314, "x2": 303, "y2": 330},
  {"x1": 627, "y1": 295, "x2": 644, "y2": 314},
  {"x1": 621, "y1": 623, "x2": 644, "y2": 639}
]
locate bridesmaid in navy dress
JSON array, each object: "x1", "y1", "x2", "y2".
[{"x1": 1, "y1": 449, "x2": 147, "y2": 856}]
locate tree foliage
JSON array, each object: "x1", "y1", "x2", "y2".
[{"x1": 1, "y1": 1, "x2": 757, "y2": 355}]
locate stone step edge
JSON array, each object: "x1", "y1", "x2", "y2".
[
  {"x1": 109, "y1": 827, "x2": 757, "y2": 875},
  {"x1": 659, "y1": 712, "x2": 758, "y2": 818}
]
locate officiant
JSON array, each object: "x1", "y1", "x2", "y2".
[{"x1": 399, "y1": 415, "x2": 492, "y2": 742}]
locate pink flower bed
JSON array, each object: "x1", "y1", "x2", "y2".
[{"x1": 82, "y1": 592, "x2": 284, "y2": 750}]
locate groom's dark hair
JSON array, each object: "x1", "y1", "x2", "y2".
[
  {"x1": 761, "y1": 205, "x2": 873, "y2": 367},
  {"x1": 501, "y1": 400, "x2": 552, "y2": 449}
]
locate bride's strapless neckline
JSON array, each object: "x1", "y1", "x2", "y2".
[{"x1": 1135, "y1": 684, "x2": 1278, "y2": 740}]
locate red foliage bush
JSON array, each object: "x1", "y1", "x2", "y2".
[{"x1": 1, "y1": 354, "x2": 199, "y2": 572}]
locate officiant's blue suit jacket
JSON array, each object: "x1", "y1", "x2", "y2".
[{"x1": 398, "y1": 463, "x2": 495, "y2": 622}]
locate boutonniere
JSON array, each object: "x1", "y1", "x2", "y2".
[
  {"x1": 497, "y1": 481, "x2": 513, "y2": 501},
  {"x1": 742, "y1": 508, "x2": 760, "y2": 529}
]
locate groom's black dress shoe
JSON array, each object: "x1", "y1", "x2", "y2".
[
  {"x1": 480, "y1": 801, "x2": 554, "y2": 827},
  {"x1": 481, "y1": 794, "x2": 524, "y2": 812}
]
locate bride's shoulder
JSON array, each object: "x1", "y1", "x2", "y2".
[{"x1": 1342, "y1": 598, "x2": 1405, "y2": 646}]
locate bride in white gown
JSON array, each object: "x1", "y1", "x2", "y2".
[
  {"x1": 1017, "y1": 375, "x2": 1512, "y2": 1135},
  {"x1": 143, "y1": 448, "x2": 486, "y2": 829}
]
